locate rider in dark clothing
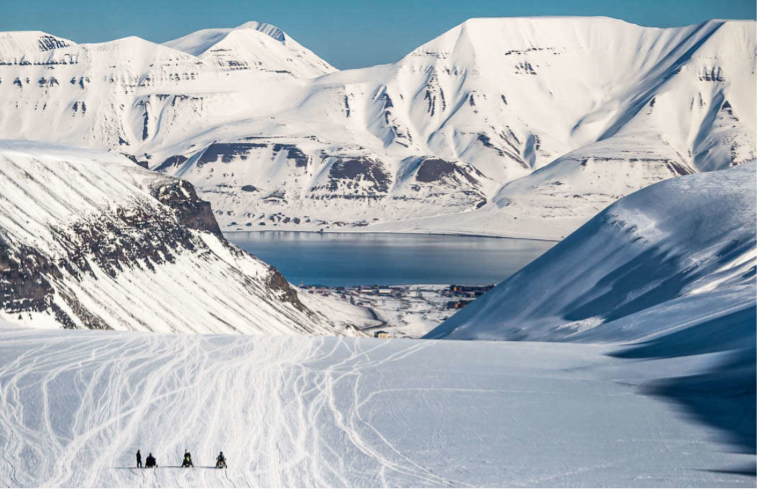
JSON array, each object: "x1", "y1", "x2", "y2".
[
  {"x1": 136, "y1": 450, "x2": 142, "y2": 468},
  {"x1": 216, "y1": 451, "x2": 227, "y2": 468},
  {"x1": 145, "y1": 453, "x2": 157, "y2": 468},
  {"x1": 182, "y1": 450, "x2": 194, "y2": 468}
]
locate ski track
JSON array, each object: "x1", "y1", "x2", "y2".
[{"x1": 0, "y1": 327, "x2": 754, "y2": 487}]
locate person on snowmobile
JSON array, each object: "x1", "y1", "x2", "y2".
[
  {"x1": 136, "y1": 450, "x2": 142, "y2": 468},
  {"x1": 145, "y1": 453, "x2": 157, "y2": 468},
  {"x1": 216, "y1": 451, "x2": 227, "y2": 469},
  {"x1": 181, "y1": 449, "x2": 194, "y2": 468}
]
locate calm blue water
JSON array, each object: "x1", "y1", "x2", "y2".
[{"x1": 225, "y1": 232, "x2": 554, "y2": 287}]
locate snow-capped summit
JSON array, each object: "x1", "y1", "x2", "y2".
[
  {"x1": 232, "y1": 21, "x2": 288, "y2": 42},
  {"x1": 164, "y1": 21, "x2": 289, "y2": 56},
  {"x1": 0, "y1": 31, "x2": 78, "y2": 64},
  {"x1": 162, "y1": 21, "x2": 335, "y2": 77}
]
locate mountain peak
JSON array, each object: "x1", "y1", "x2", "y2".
[
  {"x1": 0, "y1": 31, "x2": 77, "y2": 64},
  {"x1": 163, "y1": 20, "x2": 288, "y2": 57},
  {"x1": 234, "y1": 21, "x2": 286, "y2": 43},
  {"x1": 162, "y1": 20, "x2": 335, "y2": 77}
]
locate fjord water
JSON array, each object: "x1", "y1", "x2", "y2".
[{"x1": 226, "y1": 231, "x2": 554, "y2": 286}]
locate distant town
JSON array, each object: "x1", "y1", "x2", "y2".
[{"x1": 299, "y1": 283, "x2": 496, "y2": 338}]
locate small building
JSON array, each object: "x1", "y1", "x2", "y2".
[
  {"x1": 446, "y1": 300, "x2": 474, "y2": 310},
  {"x1": 378, "y1": 288, "x2": 393, "y2": 296},
  {"x1": 450, "y1": 284, "x2": 495, "y2": 297},
  {"x1": 374, "y1": 331, "x2": 391, "y2": 338}
]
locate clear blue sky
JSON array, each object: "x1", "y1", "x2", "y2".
[{"x1": 1, "y1": 0, "x2": 755, "y2": 69}]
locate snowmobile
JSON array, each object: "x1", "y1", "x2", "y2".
[
  {"x1": 216, "y1": 452, "x2": 227, "y2": 469},
  {"x1": 145, "y1": 453, "x2": 157, "y2": 468},
  {"x1": 181, "y1": 450, "x2": 194, "y2": 468}
]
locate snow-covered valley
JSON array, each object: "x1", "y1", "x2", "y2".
[{"x1": 0, "y1": 323, "x2": 754, "y2": 487}]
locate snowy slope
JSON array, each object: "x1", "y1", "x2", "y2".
[
  {"x1": 0, "y1": 141, "x2": 368, "y2": 334},
  {"x1": 0, "y1": 18, "x2": 754, "y2": 239},
  {"x1": 162, "y1": 21, "x2": 335, "y2": 77},
  {"x1": 0, "y1": 323, "x2": 754, "y2": 487},
  {"x1": 423, "y1": 162, "x2": 757, "y2": 469},
  {"x1": 0, "y1": 23, "x2": 331, "y2": 154},
  {"x1": 426, "y1": 162, "x2": 756, "y2": 341}
]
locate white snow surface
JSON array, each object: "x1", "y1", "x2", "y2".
[
  {"x1": 0, "y1": 321, "x2": 754, "y2": 487},
  {"x1": 426, "y1": 162, "x2": 757, "y2": 342},
  {"x1": 0, "y1": 17, "x2": 754, "y2": 239},
  {"x1": 0, "y1": 141, "x2": 369, "y2": 334},
  {"x1": 162, "y1": 21, "x2": 335, "y2": 77},
  {"x1": 422, "y1": 163, "x2": 758, "y2": 474}
]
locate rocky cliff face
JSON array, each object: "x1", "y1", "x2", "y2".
[{"x1": 0, "y1": 142, "x2": 359, "y2": 334}]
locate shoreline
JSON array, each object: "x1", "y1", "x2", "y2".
[{"x1": 222, "y1": 228, "x2": 561, "y2": 244}]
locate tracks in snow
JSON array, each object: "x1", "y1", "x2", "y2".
[
  {"x1": 0, "y1": 329, "x2": 455, "y2": 487},
  {"x1": 0, "y1": 327, "x2": 753, "y2": 487}
]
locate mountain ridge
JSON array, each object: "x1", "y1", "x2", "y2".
[
  {"x1": 0, "y1": 140, "x2": 368, "y2": 334},
  {"x1": 0, "y1": 17, "x2": 754, "y2": 239}
]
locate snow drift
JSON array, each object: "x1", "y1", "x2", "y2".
[
  {"x1": 0, "y1": 141, "x2": 367, "y2": 334},
  {"x1": 0, "y1": 18, "x2": 754, "y2": 239}
]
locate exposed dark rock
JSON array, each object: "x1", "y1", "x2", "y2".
[
  {"x1": 379, "y1": 91, "x2": 393, "y2": 108},
  {"x1": 315, "y1": 157, "x2": 391, "y2": 195},
  {"x1": 263, "y1": 190, "x2": 287, "y2": 202},
  {"x1": 699, "y1": 67, "x2": 725, "y2": 82},
  {"x1": 415, "y1": 158, "x2": 478, "y2": 185},
  {"x1": 265, "y1": 266, "x2": 307, "y2": 313},
  {"x1": 0, "y1": 237, "x2": 72, "y2": 326},
  {"x1": 198, "y1": 143, "x2": 267, "y2": 166},
  {"x1": 123, "y1": 154, "x2": 149, "y2": 169},
  {"x1": 141, "y1": 111, "x2": 149, "y2": 140},
  {"x1": 504, "y1": 46, "x2": 555, "y2": 56},
  {"x1": 38, "y1": 35, "x2": 70, "y2": 51},
  {"x1": 273, "y1": 144, "x2": 309, "y2": 167},
  {"x1": 424, "y1": 89, "x2": 436, "y2": 116},
  {"x1": 151, "y1": 179, "x2": 222, "y2": 236},
  {"x1": 241, "y1": 185, "x2": 259, "y2": 192},
  {"x1": 665, "y1": 160, "x2": 694, "y2": 176},
  {"x1": 515, "y1": 61, "x2": 537, "y2": 75},
  {"x1": 155, "y1": 155, "x2": 189, "y2": 171}
]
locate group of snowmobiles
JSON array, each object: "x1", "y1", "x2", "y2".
[{"x1": 135, "y1": 449, "x2": 227, "y2": 469}]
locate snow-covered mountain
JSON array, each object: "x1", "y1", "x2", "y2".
[
  {"x1": 0, "y1": 141, "x2": 367, "y2": 334},
  {"x1": 162, "y1": 21, "x2": 335, "y2": 77},
  {"x1": 0, "y1": 18, "x2": 754, "y2": 239},
  {"x1": 426, "y1": 161, "x2": 756, "y2": 341}
]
